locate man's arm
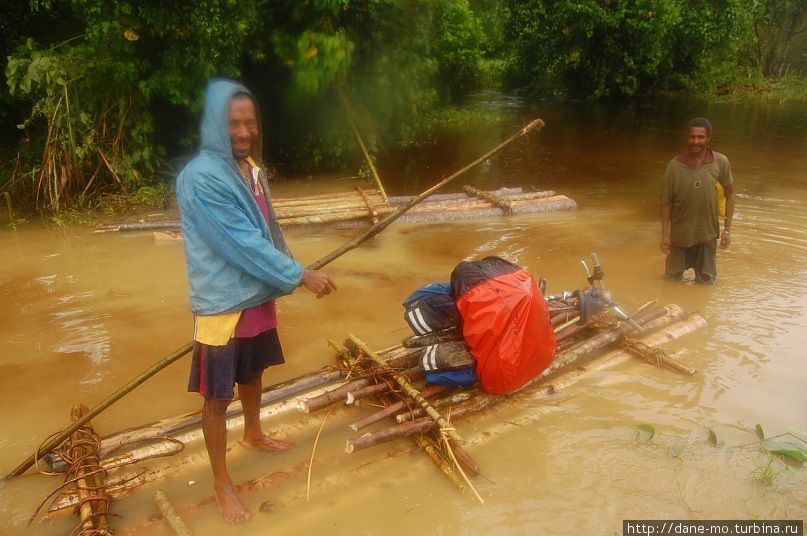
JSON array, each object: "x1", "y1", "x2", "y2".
[
  {"x1": 661, "y1": 203, "x2": 672, "y2": 254},
  {"x1": 720, "y1": 183, "x2": 735, "y2": 248},
  {"x1": 186, "y1": 176, "x2": 304, "y2": 293}
]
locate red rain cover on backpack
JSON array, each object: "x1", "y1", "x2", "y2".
[{"x1": 451, "y1": 257, "x2": 556, "y2": 395}]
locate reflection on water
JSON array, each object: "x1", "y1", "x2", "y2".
[{"x1": 1, "y1": 97, "x2": 806, "y2": 535}]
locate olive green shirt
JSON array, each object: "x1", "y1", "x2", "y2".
[{"x1": 662, "y1": 150, "x2": 733, "y2": 248}]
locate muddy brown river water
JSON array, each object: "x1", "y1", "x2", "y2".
[{"x1": 1, "y1": 96, "x2": 806, "y2": 535}]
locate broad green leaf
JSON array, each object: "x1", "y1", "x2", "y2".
[
  {"x1": 764, "y1": 441, "x2": 807, "y2": 463},
  {"x1": 637, "y1": 424, "x2": 655, "y2": 441}
]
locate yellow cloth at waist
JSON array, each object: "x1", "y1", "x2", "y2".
[{"x1": 194, "y1": 311, "x2": 242, "y2": 346}]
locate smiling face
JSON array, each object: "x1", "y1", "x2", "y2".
[
  {"x1": 228, "y1": 95, "x2": 259, "y2": 162},
  {"x1": 687, "y1": 126, "x2": 710, "y2": 156}
]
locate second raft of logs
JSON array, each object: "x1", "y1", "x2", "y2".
[{"x1": 97, "y1": 186, "x2": 578, "y2": 233}]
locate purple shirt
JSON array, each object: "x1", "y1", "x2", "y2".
[{"x1": 234, "y1": 168, "x2": 278, "y2": 337}]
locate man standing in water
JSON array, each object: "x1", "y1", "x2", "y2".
[
  {"x1": 176, "y1": 79, "x2": 336, "y2": 523},
  {"x1": 661, "y1": 117, "x2": 735, "y2": 284}
]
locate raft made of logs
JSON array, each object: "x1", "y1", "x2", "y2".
[
  {"x1": 97, "y1": 187, "x2": 578, "y2": 233},
  {"x1": 44, "y1": 302, "x2": 705, "y2": 517}
]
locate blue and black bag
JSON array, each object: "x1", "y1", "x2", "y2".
[{"x1": 402, "y1": 283, "x2": 477, "y2": 388}]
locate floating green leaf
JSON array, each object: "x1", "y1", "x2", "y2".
[
  {"x1": 706, "y1": 427, "x2": 718, "y2": 447},
  {"x1": 636, "y1": 424, "x2": 655, "y2": 441},
  {"x1": 755, "y1": 424, "x2": 765, "y2": 440},
  {"x1": 764, "y1": 441, "x2": 807, "y2": 463}
]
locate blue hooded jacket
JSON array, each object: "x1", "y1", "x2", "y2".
[{"x1": 176, "y1": 79, "x2": 304, "y2": 315}]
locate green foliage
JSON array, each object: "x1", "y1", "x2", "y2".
[
  {"x1": 3, "y1": 0, "x2": 496, "y2": 208},
  {"x1": 6, "y1": 35, "x2": 156, "y2": 210},
  {"x1": 432, "y1": 0, "x2": 483, "y2": 101},
  {"x1": 753, "y1": 0, "x2": 807, "y2": 78},
  {"x1": 502, "y1": 0, "x2": 757, "y2": 99}
]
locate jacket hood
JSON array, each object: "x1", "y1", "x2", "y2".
[{"x1": 199, "y1": 78, "x2": 262, "y2": 161}]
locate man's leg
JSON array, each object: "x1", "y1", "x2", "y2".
[
  {"x1": 664, "y1": 246, "x2": 687, "y2": 281},
  {"x1": 694, "y1": 240, "x2": 717, "y2": 285},
  {"x1": 238, "y1": 372, "x2": 294, "y2": 450},
  {"x1": 202, "y1": 398, "x2": 252, "y2": 523}
]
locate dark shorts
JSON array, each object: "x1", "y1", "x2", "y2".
[
  {"x1": 188, "y1": 328, "x2": 285, "y2": 400},
  {"x1": 665, "y1": 239, "x2": 717, "y2": 284}
]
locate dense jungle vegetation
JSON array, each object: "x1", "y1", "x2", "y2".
[{"x1": 1, "y1": 0, "x2": 805, "y2": 212}]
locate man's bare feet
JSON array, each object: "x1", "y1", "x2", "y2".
[
  {"x1": 214, "y1": 482, "x2": 252, "y2": 524},
  {"x1": 240, "y1": 433, "x2": 294, "y2": 451}
]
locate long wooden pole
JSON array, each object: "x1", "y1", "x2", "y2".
[
  {"x1": 6, "y1": 342, "x2": 192, "y2": 478},
  {"x1": 6, "y1": 119, "x2": 545, "y2": 478},
  {"x1": 338, "y1": 88, "x2": 389, "y2": 203}
]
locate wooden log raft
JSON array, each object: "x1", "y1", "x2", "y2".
[
  {"x1": 49, "y1": 308, "x2": 707, "y2": 514},
  {"x1": 96, "y1": 187, "x2": 574, "y2": 233},
  {"x1": 345, "y1": 305, "x2": 686, "y2": 453}
]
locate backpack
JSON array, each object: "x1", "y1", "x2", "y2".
[
  {"x1": 402, "y1": 284, "x2": 477, "y2": 387},
  {"x1": 451, "y1": 256, "x2": 556, "y2": 395}
]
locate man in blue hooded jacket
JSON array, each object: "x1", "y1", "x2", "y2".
[{"x1": 176, "y1": 79, "x2": 336, "y2": 523}]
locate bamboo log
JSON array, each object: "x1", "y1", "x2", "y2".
[
  {"x1": 623, "y1": 337, "x2": 697, "y2": 375},
  {"x1": 66, "y1": 405, "x2": 110, "y2": 533},
  {"x1": 339, "y1": 87, "x2": 389, "y2": 203},
  {"x1": 154, "y1": 490, "x2": 193, "y2": 536},
  {"x1": 299, "y1": 378, "x2": 370, "y2": 414},
  {"x1": 396, "y1": 389, "x2": 476, "y2": 423},
  {"x1": 96, "y1": 221, "x2": 181, "y2": 232},
  {"x1": 413, "y1": 435, "x2": 466, "y2": 491},
  {"x1": 348, "y1": 334, "x2": 463, "y2": 444},
  {"x1": 349, "y1": 385, "x2": 449, "y2": 431},
  {"x1": 356, "y1": 186, "x2": 380, "y2": 224},
  {"x1": 463, "y1": 185, "x2": 514, "y2": 214},
  {"x1": 275, "y1": 203, "x2": 382, "y2": 220},
  {"x1": 346, "y1": 420, "x2": 432, "y2": 454},
  {"x1": 387, "y1": 187, "x2": 524, "y2": 204},
  {"x1": 345, "y1": 367, "x2": 425, "y2": 405},
  {"x1": 274, "y1": 194, "x2": 385, "y2": 209},
  {"x1": 273, "y1": 189, "x2": 381, "y2": 205}
]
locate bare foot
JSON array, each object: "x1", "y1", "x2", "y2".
[
  {"x1": 240, "y1": 433, "x2": 295, "y2": 451},
  {"x1": 214, "y1": 482, "x2": 252, "y2": 524}
]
